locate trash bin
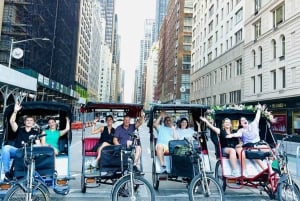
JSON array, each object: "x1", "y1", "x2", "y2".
[{"x1": 297, "y1": 146, "x2": 300, "y2": 179}]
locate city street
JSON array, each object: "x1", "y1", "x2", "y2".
[{"x1": 49, "y1": 123, "x2": 300, "y2": 201}]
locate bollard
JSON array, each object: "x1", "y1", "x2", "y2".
[{"x1": 297, "y1": 146, "x2": 300, "y2": 179}]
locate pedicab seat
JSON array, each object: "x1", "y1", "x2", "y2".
[
  {"x1": 99, "y1": 145, "x2": 128, "y2": 172},
  {"x1": 83, "y1": 138, "x2": 99, "y2": 157},
  {"x1": 245, "y1": 150, "x2": 272, "y2": 160}
]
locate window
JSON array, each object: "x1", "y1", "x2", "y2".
[
  {"x1": 220, "y1": 93, "x2": 227, "y2": 104},
  {"x1": 214, "y1": 70, "x2": 217, "y2": 84},
  {"x1": 255, "y1": 0, "x2": 261, "y2": 14},
  {"x1": 235, "y1": 29, "x2": 242, "y2": 43},
  {"x1": 252, "y1": 50, "x2": 256, "y2": 67},
  {"x1": 208, "y1": 36, "x2": 213, "y2": 48},
  {"x1": 220, "y1": 68, "x2": 223, "y2": 81},
  {"x1": 215, "y1": 31, "x2": 218, "y2": 42},
  {"x1": 236, "y1": 58, "x2": 242, "y2": 75},
  {"x1": 258, "y1": 74, "x2": 262, "y2": 92},
  {"x1": 235, "y1": 8, "x2": 243, "y2": 24},
  {"x1": 208, "y1": 52, "x2": 212, "y2": 62},
  {"x1": 281, "y1": 35, "x2": 285, "y2": 58},
  {"x1": 273, "y1": 5, "x2": 284, "y2": 27},
  {"x1": 271, "y1": 70, "x2": 276, "y2": 90},
  {"x1": 254, "y1": 19, "x2": 261, "y2": 39},
  {"x1": 258, "y1": 46, "x2": 262, "y2": 68},
  {"x1": 209, "y1": 21, "x2": 214, "y2": 33},
  {"x1": 229, "y1": 90, "x2": 241, "y2": 103},
  {"x1": 272, "y1": 39, "x2": 276, "y2": 59},
  {"x1": 280, "y1": 67, "x2": 286, "y2": 88},
  {"x1": 209, "y1": 5, "x2": 214, "y2": 17},
  {"x1": 251, "y1": 76, "x2": 256, "y2": 94},
  {"x1": 229, "y1": 63, "x2": 232, "y2": 78}
]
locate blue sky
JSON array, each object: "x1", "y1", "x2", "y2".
[{"x1": 115, "y1": 0, "x2": 155, "y2": 102}]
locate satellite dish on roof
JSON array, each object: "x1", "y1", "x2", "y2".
[
  {"x1": 180, "y1": 86, "x2": 186, "y2": 93},
  {"x1": 12, "y1": 48, "x2": 24, "y2": 59}
]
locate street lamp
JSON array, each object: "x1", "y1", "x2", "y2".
[{"x1": 8, "y1": 37, "x2": 50, "y2": 68}]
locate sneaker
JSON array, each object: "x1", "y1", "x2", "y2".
[
  {"x1": 91, "y1": 159, "x2": 99, "y2": 168},
  {"x1": 161, "y1": 165, "x2": 167, "y2": 173},
  {"x1": 4, "y1": 172, "x2": 13, "y2": 181},
  {"x1": 231, "y1": 169, "x2": 240, "y2": 177}
]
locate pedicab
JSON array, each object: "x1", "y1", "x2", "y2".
[
  {"x1": 212, "y1": 105, "x2": 300, "y2": 200},
  {"x1": 80, "y1": 102, "x2": 145, "y2": 193},
  {"x1": 0, "y1": 101, "x2": 73, "y2": 199},
  {"x1": 148, "y1": 103, "x2": 224, "y2": 200}
]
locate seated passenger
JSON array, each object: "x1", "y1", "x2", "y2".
[
  {"x1": 113, "y1": 113, "x2": 144, "y2": 174},
  {"x1": 2, "y1": 103, "x2": 41, "y2": 181},
  {"x1": 200, "y1": 116, "x2": 242, "y2": 177},
  {"x1": 153, "y1": 111, "x2": 178, "y2": 172},
  {"x1": 40, "y1": 116, "x2": 70, "y2": 155},
  {"x1": 90, "y1": 115, "x2": 115, "y2": 168},
  {"x1": 227, "y1": 104, "x2": 272, "y2": 173},
  {"x1": 176, "y1": 117, "x2": 194, "y2": 140}
]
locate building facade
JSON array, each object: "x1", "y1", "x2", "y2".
[
  {"x1": 157, "y1": 0, "x2": 193, "y2": 104},
  {"x1": 190, "y1": 0, "x2": 244, "y2": 105},
  {"x1": 243, "y1": 0, "x2": 300, "y2": 136},
  {"x1": 155, "y1": 0, "x2": 169, "y2": 41}
]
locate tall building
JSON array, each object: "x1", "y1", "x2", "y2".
[
  {"x1": 135, "y1": 19, "x2": 155, "y2": 104},
  {"x1": 157, "y1": 0, "x2": 193, "y2": 104},
  {"x1": 99, "y1": 44, "x2": 112, "y2": 102},
  {"x1": 155, "y1": 0, "x2": 169, "y2": 41},
  {"x1": 88, "y1": 0, "x2": 104, "y2": 101},
  {"x1": 0, "y1": 0, "x2": 79, "y2": 103},
  {"x1": 100, "y1": 0, "x2": 115, "y2": 51},
  {"x1": 74, "y1": 0, "x2": 93, "y2": 99},
  {"x1": 190, "y1": 0, "x2": 244, "y2": 105},
  {"x1": 243, "y1": 0, "x2": 300, "y2": 135},
  {"x1": 144, "y1": 42, "x2": 159, "y2": 110}
]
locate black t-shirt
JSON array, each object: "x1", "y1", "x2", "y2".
[
  {"x1": 220, "y1": 129, "x2": 239, "y2": 148},
  {"x1": 99, "y1": 126, "x2": 115, "y2": 144},
  {"x1": 14, "y1": 127, "x2": 39, "y2": 148}
]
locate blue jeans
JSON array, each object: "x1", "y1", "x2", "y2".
[{"x1": 2, "y1": 145, "x2": 18, "y2": 173}]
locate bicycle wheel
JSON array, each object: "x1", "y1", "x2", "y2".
[
  {"x1": 3, "y1": 180, "x2": 50, "y2": 201},
  {"x1": 188, "y1": 174, "x2": 224, "y2": 201},
  {"x1": 111, "y1": 175, "x2": 155, "y2": 201},
  {"x1": 277, "y1": 181, "x2": 300, "y2": 201}
]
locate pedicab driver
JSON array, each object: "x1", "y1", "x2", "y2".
[
  {"x1": 113, "y1": 112, "x2": 145, "y2": 174},
  {"x1": 2, "y1": 103, "x2": 41, "y2": 181}
]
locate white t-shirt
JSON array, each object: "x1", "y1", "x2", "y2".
[
  {"x1": 238, "y1": 121, "x2": 260, "y2": 144},
  {"x1": 177, "y1": 127, "x2": 194, "y2": 140}
]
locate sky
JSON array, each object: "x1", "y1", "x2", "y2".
[{"x1": 115, "y1": 0, "x2": 156, "y2": 103}]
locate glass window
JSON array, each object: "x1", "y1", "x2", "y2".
[
  {"x1": 254, "y1": 19, "x2": 261, "y2": 39},
  {"x1": 272, "y1": 39, "x2": 276, "y2": 59},
  {"x1": 273, "y1": 5, "x2": 284, "y2": 27},
  {"x1": 235, "y1": 29, "x2": 243, "y2": 43},
  {"x1": 236, "y1": 58, "x2": 242, "y2": 75},
  {"x1": 280, "y1": 67, "x2": 286, "y2": 88},
  {"x1": 235, "y1": 8, "x2": 243, "y2": 24},
  {"x1": 271, "y1": 70, "x2": 276, "y2": 90},
  {"x1": 258, "y1": 74, "x2": 262, "y2": 92},
  {"x1": 254, "y1": 0, "x2": 261, "y2": 14}
]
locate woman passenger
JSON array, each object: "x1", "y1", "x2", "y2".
[
  {"x1": 176, "y1": 117, "x2": 194, "y2": 140},
  {"x1": 200, "y1": 116, "x2": 242, "y2": 177}
]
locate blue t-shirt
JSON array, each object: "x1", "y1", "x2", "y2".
[
  {"x1": 114, "y1": 124, "x2": 136, "y2": 145},
  {"x1": 157, "y1": 125, "x2": 174, "y2": 146}
]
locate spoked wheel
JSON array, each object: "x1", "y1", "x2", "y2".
[
  {"x1": 81, "y1": 174, "x2": 87, "y2": 193},
  {"x1": 111, "y1": 175, "x2": 155, "y2": 201},
  {"x1": 214, "y1": 160, "x2": 226, "y2": 192},
  {"x1": 152, "y1": 161, "x2": 159, "y2": 190},
  {"x1": 277, "y1": 181, "x2": 300, "y2": 201},
  {"x1": 3, "y1": 180, "x2": 50, "y2": 201},
  {"x1": 188, "y1": 174, "x2": 224, "y2": 201}
]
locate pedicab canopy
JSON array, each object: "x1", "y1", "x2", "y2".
[
  {"x1": 81, "y1": 102, "x2": 144, "y2": 118},
  {"x1": 1, "y1": 101, "x2": 73, "y2": 148}
]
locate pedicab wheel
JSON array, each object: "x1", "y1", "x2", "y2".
[
  {"x1": 111, "y1": 175, "x2": 155, "y2": 201},
  {"x1": 188, "y1": 174, "x2": 224, "y2": 201},
  {"x1": 152, "y1": 161, "x2": 159, "y2": 190},
  {"x1": 81, "y1": 174, "x2": 86, "y2": 193},
  {"x1": 214, "y1": 160, "x2": 226, "y2": 192},
  {"x1": 277, "y1": 181, "x2": 300, "y2": 201}
]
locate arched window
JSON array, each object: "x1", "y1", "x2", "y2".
[
  {"x1": 252, "y1": 50, "x2": 256, "y2": 67},
  {"x1": 258, "y1": 46, "x2": 262, "y2": 68},
  {"x1": 281, "y1": 35, "x2": 285, "y2": 57},
  {"x1": 271, "y1": 39, "x2": 276, "y2": 59}
]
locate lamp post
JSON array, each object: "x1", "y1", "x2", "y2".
[{"x1": 8, "y1": 37, "x2": 50, "y2": 68}]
